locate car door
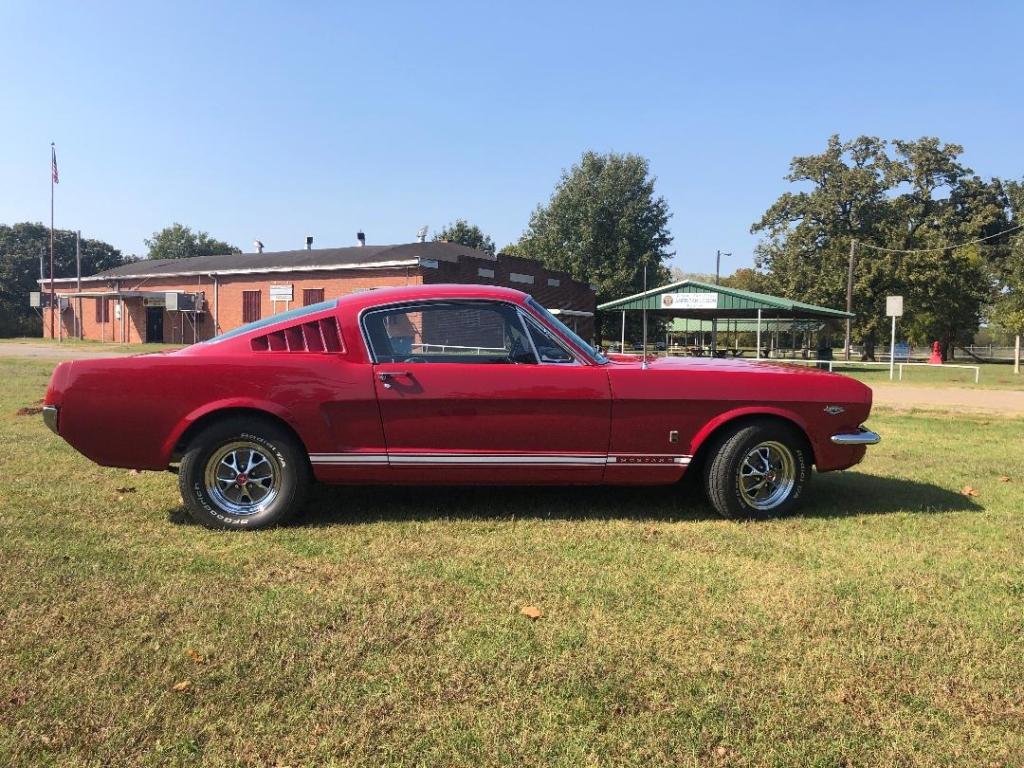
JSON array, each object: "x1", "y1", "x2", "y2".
[{"x1": 363, "y1": 299, "x2": 611, "y2": 483}]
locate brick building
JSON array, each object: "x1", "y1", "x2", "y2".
[{"x1": 37, "y1": 241, "x2": 596, "y2": 344}]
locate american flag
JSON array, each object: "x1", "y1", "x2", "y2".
[{"x1": 51, "y1": 144, "x2": 59, "y2": 184}]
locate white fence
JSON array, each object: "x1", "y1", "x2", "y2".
[{"x1": 753, "y1": 357, "x2": 980, "y2": 383}]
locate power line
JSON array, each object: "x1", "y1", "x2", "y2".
[{"x1": 854, "y1": 222, "x2": 1023, "y2": 254}]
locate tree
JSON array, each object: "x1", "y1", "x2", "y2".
[
  {"x1": 988, "y1": 179, "x2": 1024, "y2": 342},
  {"x1": 752, "y1": 135, "x2": 1010, "y2": 360},
  {"x1": 0, "y1": 223, "x2": 126, "y2": 337},
  {"x1": 514, "y1": 151, "x2": 673, "y2": 338},
  {"x1": 433, "y1": 219, "x2": 496, "y2": 255},
  {"x1": 145, "y1": 223, "x2": 239, "y2": 260}
]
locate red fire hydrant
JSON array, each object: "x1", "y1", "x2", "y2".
[{"x1": 928, "y1": 341, "x2": 943, "y2": 365}]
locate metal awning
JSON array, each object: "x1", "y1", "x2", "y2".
[{"x1": 597, "y1": 279, "x2": 851, "y2": 320}]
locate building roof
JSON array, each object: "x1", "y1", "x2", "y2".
[
  {"x1": 597, "y1": 279, "x2": 853, "y2": 320},
  {"x1": 44, "y1": 241, "x2": 496, "y2": 283}
]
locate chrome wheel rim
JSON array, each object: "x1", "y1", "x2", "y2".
[
  {"x1": 738, "y1": 440, "x2": 796, "y2": 511},
  {"x1": 204, "y1": 441, "x2": 281, "y2": 516}
]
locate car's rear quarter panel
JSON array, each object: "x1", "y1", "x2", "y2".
[{"x1": 57, "y1": 353, "x2": 383, "y2": 471}]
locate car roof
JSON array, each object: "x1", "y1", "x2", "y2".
[{"x1": 337, "y1": 283, "x2": 530, "y2": 311}]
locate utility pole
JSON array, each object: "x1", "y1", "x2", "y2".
[
  {"x1": 711, "y1": 250, "x2": 730, "y2": 356},
  {"x1": 844, "y1": 239, "x2": 856, "y2": 360},
  {"x1": 76, "y1": 230, "x2": 82, "y2": 339}
]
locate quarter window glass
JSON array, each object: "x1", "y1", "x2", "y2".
[
  {"x1": 525, "y1": 318, "x2": 575, "y2": 363},
  {"x1": 364, "y1": 302, "x2": 536, "y2": 364}
]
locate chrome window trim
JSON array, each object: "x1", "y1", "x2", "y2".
[
  {"x1": 518, "y1": 310, "x2": 582, "y2": 365},
  {"x1": 359, "y1": 299, "x2": 540, "y2": 365}
]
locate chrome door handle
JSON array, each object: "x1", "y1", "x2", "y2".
[{"x1": 379, "y1": 371, "x2": 413, "y2": 389}]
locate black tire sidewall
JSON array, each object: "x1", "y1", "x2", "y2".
[
  {"x1": 179, "y1": 420, "x2": 307, "y2": 529},
  {"x1": 707, "y1": 423, "x2": 810, "y2": 520}
]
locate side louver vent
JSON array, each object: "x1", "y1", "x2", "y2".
[{"x1": 251, "y1": 318, "x2": 343, "y2": 353}]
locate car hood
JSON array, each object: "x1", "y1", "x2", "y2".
[
  {"x1": 607, "y1": 354, "x2": 836, "y2": 377},
  {"x1": 606, "y1": 354, "x2": 873, "y2": 406}
]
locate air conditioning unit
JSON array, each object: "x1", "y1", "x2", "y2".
[{"x1": 166, "y1": 292, "x2": 199, "y2": 312}]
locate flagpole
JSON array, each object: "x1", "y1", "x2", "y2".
[{"x1": 50, "y1": 142, "x2": 56, "y2": 341}]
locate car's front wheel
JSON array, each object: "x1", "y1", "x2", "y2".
[
  {"x1": 703, "y1": 421, "x2": 810, "y2": 519},
  {"x1": 178, "y1": 416, "x2": 309, "y2": 530}
]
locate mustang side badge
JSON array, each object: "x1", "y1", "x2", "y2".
[{"x1": 823, "y1": 405, "x2": 846, "y2": 416}]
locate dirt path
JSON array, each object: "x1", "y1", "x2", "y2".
[{"x1": 871, "y1": 383, "x2": 1024, "y2": 415}]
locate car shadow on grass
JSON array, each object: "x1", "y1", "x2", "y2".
[
  {"x1": 276, "y1": 471, "x2": 980, "y2": 527},
  {"x1": 166, "y1": 472, "x2": 979, "y2": 528}
]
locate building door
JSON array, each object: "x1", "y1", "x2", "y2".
[
  {"x1": 362, "y1": 300, "x2": 611, "y2": 483},
  {"x1": 145, "y1": 307, "x2": 164, "y2": 343}
]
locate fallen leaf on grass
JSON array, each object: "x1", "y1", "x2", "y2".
[
  {"x1": 999, "y1": 475, "x2": 1011, "y2": 483},
  {"x1": 114, "y1": 487, "x2": 136, "y2": 494},
  {"x1": 185, "y1": 648, "x2": 205, "y2": 664},
  {"x1": 960, "y1": 485, "x2": 980, "y2": 497},
  {"x1": 520, "y1": 605, "x2": 543, "y2": 620},
  {"x1": 15, "y1": 407, "x2": 43, "y2": 416},
  {"x1": 171, "y1": 680, "x2": 191, "y2": 692}
]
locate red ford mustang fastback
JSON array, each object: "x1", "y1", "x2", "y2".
[{"x1": 42, "y1": 284, "x2": 879, "y2": 529}]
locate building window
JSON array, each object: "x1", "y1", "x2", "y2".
[
  {"x1": 547, "y1": 278, "x2": 560, "y2": 287},
  {"x1": 242, "y1": 291, "x2": 262, "y2": 323},
  {"x1": 94, "y1": 298, "x2": 110, "y2": 323},
  {"x1": 509, "y1": 273, "x2": 534, "y2": 285},
  {"x1": 477, "y1": 268, "x2": 495, "y2": 279},
  {"x1": 303, "y1": 288, "x2": 325, "y2": 306},
  {"x1": 420, "y1": 259, "x2": 439, "y2": 269}
]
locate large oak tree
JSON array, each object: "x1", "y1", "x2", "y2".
[{"x1": 752, "y1": 135, "x2": 1011, "y2": 359}]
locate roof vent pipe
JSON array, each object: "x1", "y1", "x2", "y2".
[
  {"x1": 305, "y1": 235, "x2": 313, "y2": 250},
  {"x1": 356, "y1": 231, "x2": 366, "y2": 247},
  {"x1": 253, "y1": 240, "x2": 264, "y2": 254}
]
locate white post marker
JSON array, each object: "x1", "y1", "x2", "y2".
[
  {"x1": 1015, "y1": 333, "x2": 1020, "y2": 375},
  {"x1": 756, "y1": 308, "x2": 762, "y2": 359},
  {"x1": 886, "y1": 295, "x2": 903, "y2": 381}
]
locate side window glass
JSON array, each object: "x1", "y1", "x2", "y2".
[
  {"x1": 364, "y1": 302, "x2": 537, "y2": 364},
  {"x1": 525, "y1": 318, "x2": 575, "y2": 363}
]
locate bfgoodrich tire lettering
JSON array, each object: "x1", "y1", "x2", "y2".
[
  {"x1": 178, "y1": 417, "x2": 309, "y2": 530},
  {"x1": 703, "y1": 420, "x2": 810, "y2": 520}
]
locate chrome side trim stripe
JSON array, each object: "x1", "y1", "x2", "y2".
[
  {"x1": 309, "y1": 452, "x2": 693, "y2": 467},
  {"x1": 310, "y1": 453, "x2": 388, "y2": 465}
]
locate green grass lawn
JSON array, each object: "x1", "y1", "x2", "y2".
[{"x1": 1, "y1": 357, "x2": 1022, "y2": 767}]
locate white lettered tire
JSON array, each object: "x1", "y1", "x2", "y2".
[
  {"x1": 178, "y1": 416, "x2": 309, "y2": 530},
  {"x1": 703, "y1": 421, "x2": 810, "y2": 519}
]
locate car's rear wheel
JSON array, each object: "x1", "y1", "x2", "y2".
[
  {"x1": 703, "y1": 421, "x2": 810, "y2": 520},
  {"x1": 178, "y1": 416, "x2": 309, "y2": 530}
]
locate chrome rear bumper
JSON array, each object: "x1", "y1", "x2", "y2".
[
  {"x1": 830, "y1": 427, "x2": 881, "y2": 446},
  {"x1": 42, "y1": 405, "x2": 59, "y2": 435}
]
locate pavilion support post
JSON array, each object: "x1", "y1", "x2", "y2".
[
  {"x1": 711, "y1": 318, "x2": 718, "y2": 356},
  {"x1": 620, "y1": 310, "x2": 626, "y2": 352},
  {"x1": 756, "y1": 309, "x2": 762, "y2": 359}
]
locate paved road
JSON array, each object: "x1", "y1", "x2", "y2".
[{"x1": 0, "y1": 342, "x2": 152, "y2": 361}]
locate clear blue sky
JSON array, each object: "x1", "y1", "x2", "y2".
[{"x1": 2, "y1": 1, "x2": 1021, "y2": 276}]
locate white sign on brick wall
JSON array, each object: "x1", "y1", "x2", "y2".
[{"x1": 270, "y1": 284, "x2": 293, "y2": 302}]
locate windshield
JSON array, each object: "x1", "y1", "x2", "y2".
[
  {"x1": 527, "y1": 298, "x2": 608, "y2": 364},
  {"x1": 204, "y1": 299, "x2": 338, "y2": 344}
]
